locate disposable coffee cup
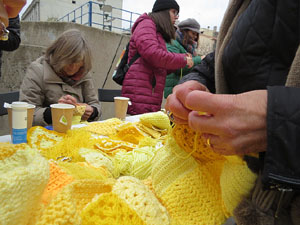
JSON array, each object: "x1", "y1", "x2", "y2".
[
  {"x1": 6, "y1": 103, "x2": 36, "y2": 135},
  {"x1": 50, "y1": 103, "x2": 75, "y2": 133},
  {"x1": 114, "y1": 97, "x2": 130, "y2": 120}
]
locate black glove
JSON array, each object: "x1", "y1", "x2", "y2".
[{"x1": 43, "y1": 107, "x2": 52, "y2": 124}]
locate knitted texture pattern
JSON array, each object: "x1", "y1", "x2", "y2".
[
  {"x1": 58, "y1": 161, "x2": 111, "y2": 180},
  {"x1": 35, "y1": 182, "x2": 81, "y2": 225},
  {"x1": 0, "y1": 142, "x2": 27, "y2": 159},
  {"x1": 40, "y1": 129, "x2": 99, "y2": 161},
  {"x1": 139, "y1": 111, "x2": 171, "y2": 130},
  {"x1": 151, "y1": 136, "x2": 226, "y2": 225},
  {"x1": 220, "y1": 156, "x2": 257, "y2": 215},
  {"x1": 81, "y1": 192, "x2": 146, "y2": 225},
  {"x1": 173, "y1": 124, "x2": 257, "y2": 211},
  {"x1": 0, "y1": 144, "x2": 49, "y2": 225},
  {"x1": 172, "y1": 124, "x2": 225, "y2": 162},
  {"x1": 112, "y1": 122, "x2": 146, "y2": 144},
  {"x1": 83, "y1": 118, "x2": 124, "y2": 136},
  {"x1": 79, "y1": 148, "x2": 114, "y2": 173},
  {"x1": 41, "y1": 162, "x2": 74, "y2": 205},
  {"x1": 36, "y1": 179, "x2": 115, "y2": 224},
  {"x1": 65, "y1": 179, "x2": 116, "y2": 212},
  {"x1": 27, "y1": 126, "x2": 65, "y2": 150},
  {"x1": 112, "y1": 176, "x2": 170, "y2": 225}
]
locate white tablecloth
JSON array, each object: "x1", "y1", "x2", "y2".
[
  {"x1": 0, "y1": 115, "x2": 143, "y2": 144},
  {"x1": 0, "y1": 135, "x2": 11, "y2": 143}
]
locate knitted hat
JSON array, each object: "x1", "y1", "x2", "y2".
[
  {"x1": 152, "y1": 0, "x2": 180, "y2": 13},
  {"x1": 178, "y1": 18, "x2": 201, "y2": 33}
]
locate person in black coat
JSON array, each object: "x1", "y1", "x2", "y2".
[
  {"x1": 0, "y1": 15, "x2": 21, "y2": 77},
  {"x1": 165, "y1": 0, "x2": 300, "y2": 224}
]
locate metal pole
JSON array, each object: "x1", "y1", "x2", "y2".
[{"x1": 88, "y1": 1, "x2": 92, "y2": 27}]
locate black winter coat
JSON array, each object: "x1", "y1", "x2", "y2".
[
  {"x1": 0, "y1": 15, "x2": 21, "y2": 77},
  {"x1": 180, "y1": 0, "x2": 300, "y2": 190}
]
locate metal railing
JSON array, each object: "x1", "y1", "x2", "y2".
[{"x1": 58, "y1": 1, "x2": 141, "y2": 33}]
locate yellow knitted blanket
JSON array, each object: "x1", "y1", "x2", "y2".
[{"x1": 151, "y1": 124, "x2": 257, "y2": 224}]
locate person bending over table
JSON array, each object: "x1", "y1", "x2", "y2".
[{"x1": 19, "y1": 29, "x2": 101, "y2": 126}]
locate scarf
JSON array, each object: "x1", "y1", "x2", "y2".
[
  {"x1": 175, "y1": 30, "x2": 198, "y2": 57},
  {"x1": 57, "y1": 67, "x2": 86, "y2": 86}
]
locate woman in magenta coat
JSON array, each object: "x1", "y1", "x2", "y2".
[{"x1": 121, "y1": 0, "x2": 193, "y2": 115}]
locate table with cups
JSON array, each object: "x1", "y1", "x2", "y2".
[{"x1": 1, "y1": 96, "x2": 132, "y2": 142}]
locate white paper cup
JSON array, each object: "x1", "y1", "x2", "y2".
[
  {"x1": 114, "y1": 97, "x2": 130, "y2": 120},
  {"x1": 50, "y1": 104, "x2": 75, "y2": 133}
]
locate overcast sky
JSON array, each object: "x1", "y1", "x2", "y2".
[{"x1": 20, "y1": 0, "x2": 229, "y2": 29}]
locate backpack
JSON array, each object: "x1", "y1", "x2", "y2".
[{"x1": 112, "y1": 42, "x2": 140, "y2": 85}]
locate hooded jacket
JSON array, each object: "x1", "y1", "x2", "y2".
[{"x1": 121, "y1": 13, "x2": 186, "y2": 115}]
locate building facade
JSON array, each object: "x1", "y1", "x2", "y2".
[{"x1": 20, "y1": 0, "x2": 139, "y2": 33}]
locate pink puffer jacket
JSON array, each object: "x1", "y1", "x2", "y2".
[{"x1": 121, "y1": 13, "x2": 187, "y2": 115}]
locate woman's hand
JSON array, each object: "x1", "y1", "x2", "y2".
[
  {"x1": 165, "y1": 80, "x2": 209, "y2": 124},
  {"x1": 185, "y1": 90, "x2": 268, "y2": 155},
  {"x1": 58, "y1": 95, "x2": 77, "y2": 105},
  {"x1": 186, "y1": 55, "x2": 194, "y2": 68},
  {"x1": 81, "y1": 104, "x2": 93, "y2": 121}
]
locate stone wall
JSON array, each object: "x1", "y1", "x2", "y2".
[{"x1": 0, "y1": 21, "x2": 130, "y2": 135}]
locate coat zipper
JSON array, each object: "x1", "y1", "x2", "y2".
[
  {"x1": 268, "y1": 173, "x2": 300, "y2": 189},
  {"x1": 268, "y1": 173, "x2": 295, "y2": 218}
]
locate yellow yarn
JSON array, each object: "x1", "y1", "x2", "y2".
[
  {"x1": 150, "y1": 124, "x2": 258, "y2": 224},
  {"x1": 81, "y1": 192, "x2": 146, "y2": 225},
  {"x1": 152, "y1": 136, "x2": 199, "y2": 197},
  {"x1": 112, "y1": 146, "x2": 160, "y2": 179},
  {"x1": 138, "y1": 136, "x2": 158, "y2": 148},
  {"x1": 220, "y1": 156, "x2": 257, "y2": 215},
  {"x1": 79, "y1": 147, "x2": 114, "y2": 173},
  {"x1": 113, "y1": 176, "x2": 170, "y2": 225},
  {"x1": 112, "y1": 122, "x2": 146, "y2": 145},
  {"x1": 36, "y1": 179, "x2": 115, "y2": 224},
  {"x1": 83, "y1": 118, "x2": 124, "y2": 136},
  {"x1": 0, "y1": 144, "x2": 49, "y2": 225},
  {"x1": 42, "y1": 162, "x2": 74, "y2": 205},
  {"x1": 139, "y1": 111, "x2": 171, "y2": 130},
  {"x1": 151, "y1": 136, "x2": 226, "y2": 225},
  {"x1": 35, "y1": 183, "x2": 81, "y2": 225},
  {"x1": 172, "y1": 124, "x2": 225, "y2": 162},
  {"x1": 68, "y1": 179, "x2": 115, "y2": 212},
  {"x1": 41, "y1": 129, "x2": 98, "y2": 161},
  {"x1": 58, "y1": 161, "x2": 111, "y2": 180},
  {"x1": 27, "y1": 126, "x2": 64, "y2": 150},
  {"x1": 0, "y1": 142, "x2": 27, "y2": 160}
]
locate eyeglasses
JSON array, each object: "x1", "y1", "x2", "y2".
[{"x1": 170, "y1": 9, "x2": 179, "y2": 17}]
